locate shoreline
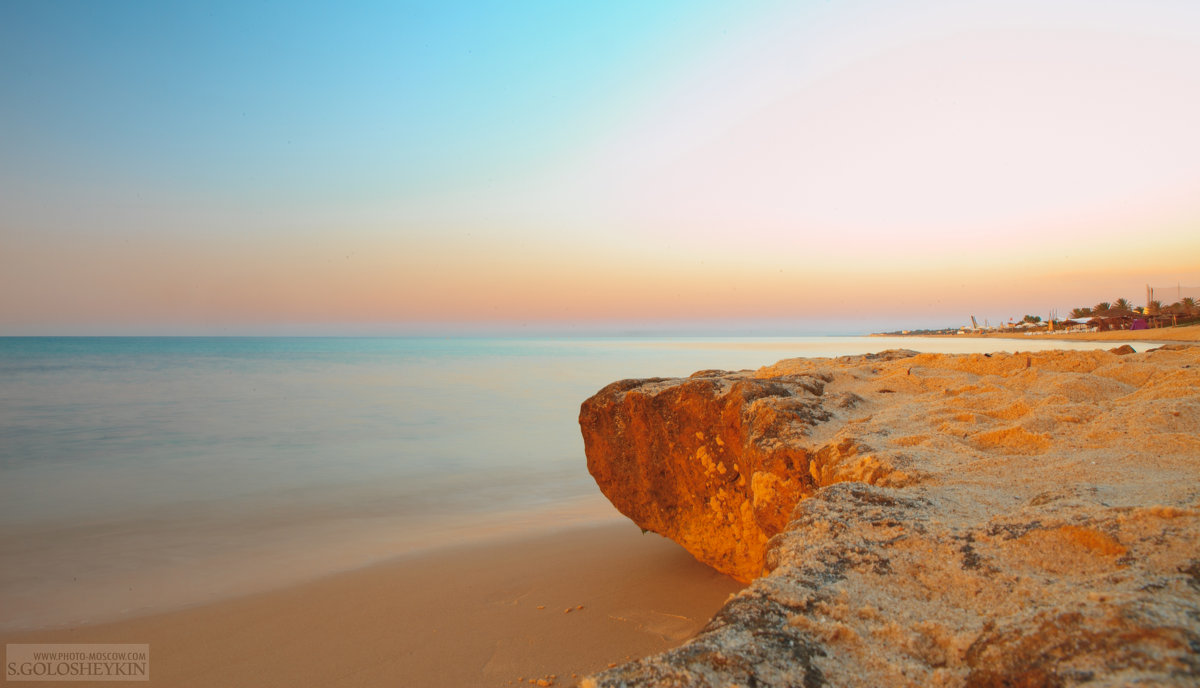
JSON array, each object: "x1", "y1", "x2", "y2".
[
  {"x1": 0, "y1": 492, "x2": 625, "y2": 633},
  {"x1": 880, "y1": 323, "x2": 1200, "y2": 343},
  {"x1": 0, "y1": 522, "x2": 743, "y2": 688},
  {"x1": 5, "y1": 335, "x2": 1196, "y2": 686}
]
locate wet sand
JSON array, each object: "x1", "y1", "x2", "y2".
[{"x1": 0, "y1": 523, "x2": 742, "y2": 688}]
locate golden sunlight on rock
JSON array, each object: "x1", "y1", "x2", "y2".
[{"x1": 581, "y1": 345, "x2": 1200, "y2": 687}]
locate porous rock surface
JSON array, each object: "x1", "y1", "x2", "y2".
[{"x1": 580, "y1": 346, "x2": 1200, "y2": 687}]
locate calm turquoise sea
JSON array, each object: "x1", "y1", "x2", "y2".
[{"x1": 0, "y1": 335, "x2": 1160, "y2": 629}]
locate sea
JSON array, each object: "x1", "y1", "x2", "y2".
[{"x1": 0, "y1": 335, "x2": 1162, "y2": 629}]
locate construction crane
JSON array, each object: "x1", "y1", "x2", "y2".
[{"x1": 970, "y1": 315, "x2": 979, "y2": 330}]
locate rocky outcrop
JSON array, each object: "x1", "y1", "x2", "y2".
[
  {"x1": 580, "y1": 346, "x2": 1200, "y2": 687},
  {"x1": 579, "y1": 352, "x2": 917, "y2": 583}
]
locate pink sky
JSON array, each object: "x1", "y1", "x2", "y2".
[{"x1": 2, "y1": 1, "x2": 1198, "y2": 334}]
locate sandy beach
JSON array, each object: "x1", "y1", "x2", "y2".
[
  {"x1": 0, "y1": 523, "x2": 741, "y2": 688},
  {"x1": 5, "y1": 340, "x2": 1197, "y2": 687}
]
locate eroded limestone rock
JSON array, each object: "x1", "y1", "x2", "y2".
[
  {"x1": 581, "y1": 346, "x2": 1200, "y2": 687},
  {"x1": 579, "y1": 360, "x2": 914, "y2": 582}
]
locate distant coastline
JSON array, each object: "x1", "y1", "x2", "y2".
[{"x1": 874, "y1": 323, "x2": 1200, "y2": 343}]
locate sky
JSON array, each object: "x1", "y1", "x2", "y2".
[{"x1": 2, "y1": 0, "x2": 1198, "y2": 335}]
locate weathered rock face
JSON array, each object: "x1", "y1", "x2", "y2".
[
  {"x1": 580, "y1": 345, "x2": 1200, "y2": 687},
  {"x1": 579, "y1": 355, "x2": 915, "y2": 583}
]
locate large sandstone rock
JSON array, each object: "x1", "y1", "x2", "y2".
[
  {"x1": 580, "y1": 345, "x2": 1200, "y2": 687},
  {"x1": 579, "y1": 352, "x2": 917, "y2": 583}
]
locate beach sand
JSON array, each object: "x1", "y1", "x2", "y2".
[{"x1": 0, "y1": 523, "x2": 742, "y2": 688}]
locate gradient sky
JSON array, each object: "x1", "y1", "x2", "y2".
[{"x1": 2, "y1": 0, "x2": 1198, "y2": 335}]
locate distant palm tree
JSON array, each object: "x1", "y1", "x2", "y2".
[
  {"x1": 1070, "y1": 307, "x2": 1092, "y2": 318},
  {"x1": 1114, "y1": 298, "x2": 1132, "y2": 311},
  {"x1": 1147, "y1": 300, "x2": 1163, "y2": 314},
  {"x1": 1093, "y1": 302, "x2": 1111, "y2": 314},
  {"x1": 1183, "y1": 297, "x2": 1198, "y2": 314}
]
